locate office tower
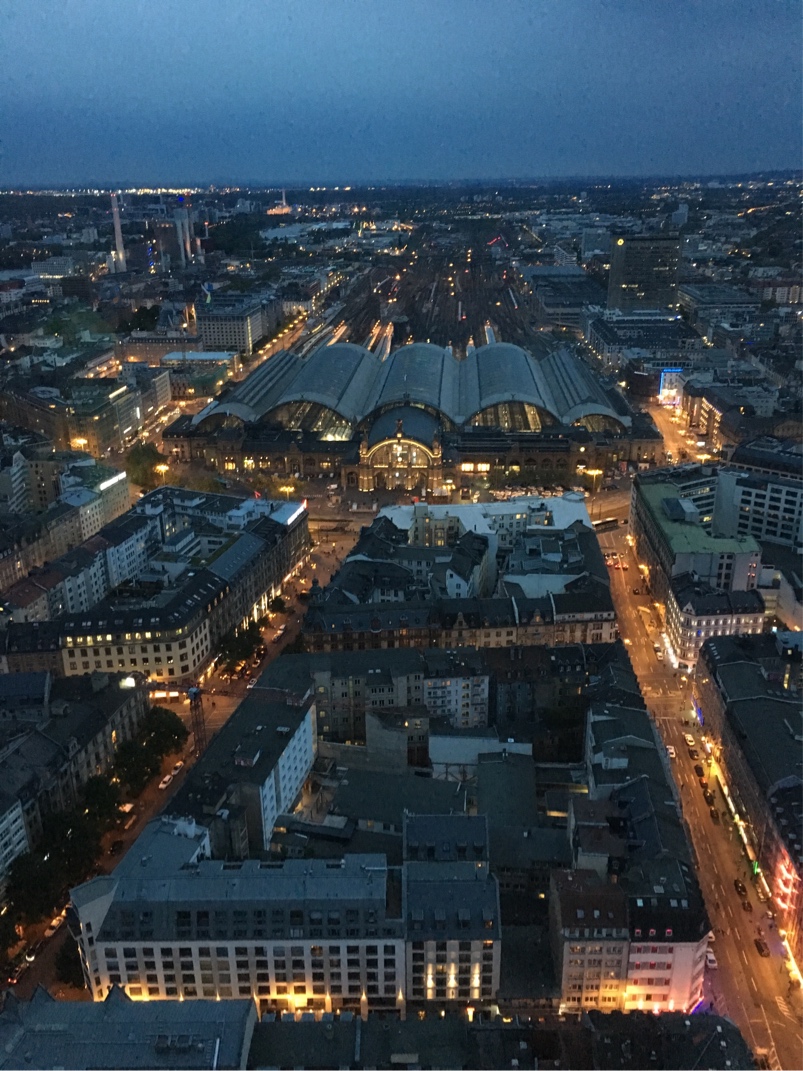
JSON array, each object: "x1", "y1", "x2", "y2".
[{"x1": 607, "y1": 232, "x2": 680, "y2": 311}]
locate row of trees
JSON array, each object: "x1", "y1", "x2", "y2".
[{"x1": 1, "y1": 708, "x2": 188, "y2": 953}]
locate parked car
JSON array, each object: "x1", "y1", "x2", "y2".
[
  {"x1": 688, "y1": 748, "x2": 699, "y2": 760},
  {"x1": 704, "y1": 790, "x2": 715, "y2": 807},
  {"x1": 694, "y1": 764, "x2": 705, "y2": 778},
  {"x1": 742, "y1": 899, "x2": 753, "y2": 913},
  {"x1": 246, "y1": 679, "x2": 257, "y2": 690},
  {"x1": 684, "y1": 734, "x2": 696, "y2": 748},
  {"x1": 666, "y1": 745, "x2": 676, "y2": 759},
  {"x1": 705, "y1": 951, "x2": 718, "y2": 969},
  {"x1": 44, "y1": 911, "x2": 67, "y2": 938},
  {"x1": 158, "y1": 774, "x2": 173, "y2": 790},
  {"x1": 754, "y1": 938, "x2": 770, "y2": 958},
  {"x1": 734, "y1": 879, "x2": 748, "y2": 898},
  {"x1": 171, "y1": 761, "x2": 184, "y2": 776},
  {"x1": 109, "y1": 839, "x2": 125, "y2": 856}
]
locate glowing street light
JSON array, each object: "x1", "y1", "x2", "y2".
[
  {"x1": 279, "y1": 484, "x2": 294, "y2": 501},
  {"x1": 155, "y1": 463, "x2": 169, "y2": 486},
  {"x1": 586, "y1": 468, "x2": 604, "y2": 494}
]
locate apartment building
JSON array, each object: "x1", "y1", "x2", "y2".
[
  {"x1": 70, "y1": 811, "x2": 501, "y2": 1016},
  {"x1": 549, "y1": 870, "x2": 630, "y2": 1012},
  {"x1": 665, "y1": 575, "x2": 766, "y2": 671},
  {"x1": 71, "y1": 821, "x2": 406, "y2": 1014},
  {"x1": 0, "y1": 672, "x2": 149, "y2": 889},
  {"x1": 261, "y1": 647, "x2": 490, "y2": 743},
  {"x1": 168, "y1": 692, "x2": 316, "y2": 856},
  {"x1": 694, "y1": 632, "x2": 803, "y2": 967}
]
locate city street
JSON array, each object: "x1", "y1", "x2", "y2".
[{"x1": 599, "y1": 523, "x2": 803, "y2": 1069}]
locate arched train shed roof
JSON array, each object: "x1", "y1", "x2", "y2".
[{"x1": 191, "y1": 341, "x2": 630, "y2": 431}]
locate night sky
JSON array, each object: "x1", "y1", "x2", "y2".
[{"x1": 0, "y1": 0, "x2": 799, "y2": 187}]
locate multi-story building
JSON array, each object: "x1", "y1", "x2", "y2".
[
  {"x1": 0, "y1": 450, "x2": 30, "y2": 514},
  {"x1": 728, "y1": 436, "x2": 803, "y2": 482},
  {"x1": 0, "y1": 672, "x2": 149, "y2": 890},
  {"x1": 70, "y1": 811, "x2": 501, "y2": 1016},
  {"x1": 167, "y1": 691, "x2": 316, "y2": 856},
  {"x1": 713, "y1": 468, "x2": 802, "y2": 551},
  {"x1": 676, "y1": 283, "x2": 760, "y2": 327},
  {"x1": 630, "y1": 466, "x2": 761, "y2": 607},
  {"x1": 665, "y1": 575, "x2": 766, "y2": 671},
  {"x1": 71, "y1": 820, "x2": 405, "y2": 1014},
  {"x1": 0, "y1": 513, "x2": 158, "y2": 624},
  {"x1": 261, "y1": 647, "x2": 490, "y2": 743},
  {"x1": 607, "y1": 234, "x2": 680, "y2": 312},
  {"x1": 565, "y1": 699, "x2": 710, "y2": 1014},
  {"x1": 586, "y1": 315, "x2": 703, "y2": 371},
  {"x1": 0, "y1": 987, "x2": 257, "y2": 1071},
  {"x1": 196, "y1": 298, "x2": 265, "y2": 355},
  {"x1": 403, "y1": 815, "x2": 501, "y2": 1007},
  {"x1": 303, "y1": 587, "x2": 617, "y2": 656},
  {"x1": 693, "y1": 632, "x2": 803, "y2": 968},
  {"x1": 3, "y1": 490, "x2": 310, "y2": 683},
  {"x1": 304, "y1": 498, "x2": 616, "y2": 654},
  {"x1": 549, "y1": 870, "x2": 630, "y2": 1012}
]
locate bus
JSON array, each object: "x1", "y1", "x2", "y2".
[{"x1": 592, "y1": 517, "x2": 619, "y2": 532}]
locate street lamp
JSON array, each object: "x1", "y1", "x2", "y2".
[
  {"x1": 72, "y1": 437, "x2": 88, "y2": 451},
  {"x1": 586, "y1": 468, "x2": 603, "y2": 494},
  {"x1": 155, "y1": 463, "x2": 169, "y2": 486},
  {"x1": 279, "y1": 484, "x2": 294, "y2": 501}
]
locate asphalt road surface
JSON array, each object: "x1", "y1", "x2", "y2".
[{"x1": 600, "y1": 524, "x2": 803, "y2": 1068}]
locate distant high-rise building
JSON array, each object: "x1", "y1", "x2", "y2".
[
  {"x1": 671, "y1": 202, "x2": 689, "y2": 227},
  {"x1": 607, "y1": 232, "x2": 680, "y2": 311}
]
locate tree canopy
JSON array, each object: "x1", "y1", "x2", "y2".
[{"x1": 125, "y1": 442, "x2": 167, "y2": 490}]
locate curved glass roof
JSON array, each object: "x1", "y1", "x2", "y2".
[{"x1": 193, "y1": 340, "x2": 629, "y2": 435}]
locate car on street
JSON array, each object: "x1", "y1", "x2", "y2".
[
  {"x1": 109, "y1": 838, "x2": 125, "y2": 856},
  {"x1": 704, "y1": 790, "x2": 715, "y2": 807},
  {"x1": 754, "y1": 938, "x2": 770, "y2": 958},
  {"x1": 246, "y1": 679, "x2": 257, "y2": 689},
  {"x1": 699, "y1": 778, "x2": 708, "y2": 790},
  {"x1": 6, "y1": 961, "x2": 27, "y2": 985},
  {"x1": 734, "y1": 879, "x2": 748, "y2": 898},
  {"x1": 171, "y1": 761, "x2": 184, "y2": 776},
  {"x1": 694, "y1": 764, "x2": 705, "y2": 778},
  {"x1": 158, "y1": 774, "x2": 173, "y2": 790},
  {"x1": 742, "y1": 899, "x2": 753, "y2": 913},
  {"x1": 688, "y1": 748, "x2": 699, "y2": 760},
  {"x1": 24, "y1": 942, "x2": 42, "y2": 963},
  {"x1": 709, "y1": 806, "x2": 720, "y2": 823},
  {"x1": 684, "y1": 733, "x2": 696, "y2": 747},
  {"x1": 705, "y1": 951, "x2": 718, "y2": 969},
  {"x1": 666, "y1": 745, "x2": 676, "y2": 759},
  {"x1": 44, "y1": 910, "x2": 67, "y2": 938}
]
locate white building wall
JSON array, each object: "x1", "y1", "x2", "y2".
[{"x1": 0, "y1": 798, "x2": 30, "y2": 892}]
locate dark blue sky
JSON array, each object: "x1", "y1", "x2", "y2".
[{"x1": 0, "y1": 0, "x2": 799, "y2": 187}]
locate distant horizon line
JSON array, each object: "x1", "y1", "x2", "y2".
[{"x1": 0, "y1": 167, "x2": 799, "y2": 195}]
